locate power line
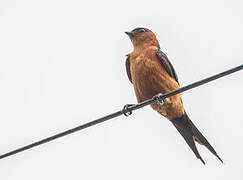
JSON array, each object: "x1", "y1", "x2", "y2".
[{"x1": 0, "y1": 64, "x2": 242, "y2": 160}]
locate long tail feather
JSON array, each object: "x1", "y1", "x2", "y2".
[{"x1": 171, "y1": 112, "x2": 222, "y2": 164}]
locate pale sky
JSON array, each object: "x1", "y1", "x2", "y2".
[{"x1": 0, "y1": 0, "x2": 243, "y2": 179}]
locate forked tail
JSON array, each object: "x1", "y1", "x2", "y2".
[{"x1": 171, "y1": 112, "x2": 223, "y2": 164}]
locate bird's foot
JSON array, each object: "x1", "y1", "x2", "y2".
[
  {"x1": 153, "y1": 93, "x2": 165, "y2": 106},
  {"x1": 122, "y1": 104, "x2": 134, "y2": 117}
]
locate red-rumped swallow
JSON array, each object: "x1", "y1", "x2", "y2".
[{"x1": 125, "y1": 27, "x2": 222, "y2": 164}]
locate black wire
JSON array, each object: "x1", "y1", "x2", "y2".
[
  {"x1": 0, "y1": 64, "x2": 242, "y2": 160},
  {"x1": 129, "y1": 64, "x2": 243, "y2": 111}
]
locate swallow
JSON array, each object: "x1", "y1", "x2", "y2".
[{"x1": 125, "y1": 27, "x2": 222, "y2": 164}]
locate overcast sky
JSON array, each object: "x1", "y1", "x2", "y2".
[{"x1": 0, "y1": 0, "x2": 243, "y2": 179}]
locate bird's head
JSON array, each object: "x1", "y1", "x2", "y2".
[{"x1": 125, "y1": 27, "x2": 159, "y2": 49}]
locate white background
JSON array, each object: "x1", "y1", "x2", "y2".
[{"x1": 0, "y1": 0, "x2": 243, "y2": 179}]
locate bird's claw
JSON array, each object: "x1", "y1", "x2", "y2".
[
  {"x1": 153, "y1": 93, "x2": 164, "y2": 106},
  {"x1": 122, "y1": 104, "x2": 134, "y2": 117}
]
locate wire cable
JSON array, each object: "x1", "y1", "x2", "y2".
[{"x1": 0, "y1": 64, "x2": 242, "y2": 160}]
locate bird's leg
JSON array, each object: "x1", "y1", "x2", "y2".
[
  {"x1": 122, "y1": 104, "x2": 135, "y2": 117},
  {"x1": 153, "y1": 93, "x2": 165, "y2": 106}
]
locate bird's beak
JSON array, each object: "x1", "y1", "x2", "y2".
[{"x1": 125, "y1": 31, "x2": 134, "y2": 38}]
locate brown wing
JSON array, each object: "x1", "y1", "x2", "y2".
[
  {"x1": 125, "y1": 54, "x2": 132, "y2": 83},
  {"x1": 156, "y1": 49, "x2": 179, "y2": 84}
]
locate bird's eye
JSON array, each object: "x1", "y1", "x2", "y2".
[{"x1": 138, "y1": 28, "x2": 146, "y2": 33}]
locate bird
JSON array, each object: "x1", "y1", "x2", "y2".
[{"x1": 124, "y1": 27, "x2": 222, "y2": 164}]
